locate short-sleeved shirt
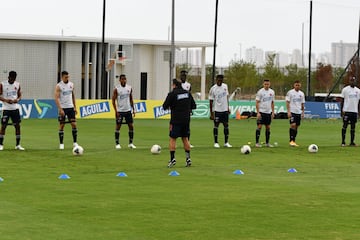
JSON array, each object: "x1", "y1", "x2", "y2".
[
  {"x1": 256, "y1": 88, "x2": 275, "y2": 114},
  {"x1": 341, "y1": 85, "x2": 360, "y2": 113},
  {"x1": 286, "y1": 89, "x2": 305, "y2": 114},
  {"x1": 181, "y1": 81, "x2": 191, "y2": 92},
  {"x1": 209, "y1": 83, "x2": 229, "y2": 112}
]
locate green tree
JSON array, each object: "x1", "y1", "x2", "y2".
[
  {"x1": 262, "y1": 54, "x2": 285, "y2": 96},
  {"x1": 224, "y1": 59, "x2": 258, "y2": 95}
]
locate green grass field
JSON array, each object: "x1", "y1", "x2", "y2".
[{"x1": 1, "y1": 118, "x2": 360, "y2": 240}]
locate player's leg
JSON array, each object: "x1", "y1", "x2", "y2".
[
  {"x1": 0, "y1": 111, "x2": 10, "y2": 150},
  {"x1": 181, "y1": 123, "x2": 192, "y2": 167},
  {"x1": 168, "y1": 123, "x2": 178, "y2": 167},
  {"x1": 126, "y1": 112, "x2": 136, "y2": 148},
  {"x1": 213, "y1": 113, "x2": 220, "y2": 148},
  {"x1": 115, "y1": 112, "x2": 122, "y2": 149},
  {"x1": 67, "y1": 109, "x2": 78, "y2": 147},
  {"x1": 265, "y1": 114, "x2": 272, "y2": 147},
  {"x1": 13, "y1": 110, "x2": 24, "y2": 150},
  {"x1": 223, "y1": 113, "x2": 231, "y2": 147},
  {"x1": 58, "y1": 110, "x2": 66, "y2": 149},
  {"x1": 349, "y1": 114, "x2": 357, "y2": 146},
  {"x1": 256, "y1": 120, "x2": 262, "y2": 147},
  {"x1": 341, "y1": 113, "x2": 349, "y2": 146}
]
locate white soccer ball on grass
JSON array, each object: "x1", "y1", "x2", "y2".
[
  {"x1": 308, "y1": 144, "x2": 318, "y2": 153},
  {"x1": 241, "y1": 145, "x2": 251, "y2": 154},
  {"x1": 72, "y1": 145, "x2": 84, "y2": 156},
  {"x1": 151, "y1": 144, "x2": 161, "y2": 154}
]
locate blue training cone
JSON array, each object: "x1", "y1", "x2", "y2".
[
  {"x1": 168, "y1": 171, "x2": 180, "y2": 176},
  {"x1": 288, "y1": 168, "x2": 297, "y2": 173},
  {"x1": 58, "y1": 174, "x2": 71, "y2": 179},
  {"x1": 0, "y1": 177, "x2": 4, "y2": 182},
  {"x1": 116, "y1": 172, "x2": 128, "y2": 177},
  {"x1": 233, "y1": 169, "x2": 244, "y2": 175}
]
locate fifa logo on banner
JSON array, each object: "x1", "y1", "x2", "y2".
[{"x1": 154, "y1": 106, "x2": 170, "y2": 118}]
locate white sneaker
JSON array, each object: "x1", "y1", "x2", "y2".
[
  {"x1": 73, "y1": 142, "x2": 79, "y2": 147},
  {"x1": 214, "y1": 143, "x2": 220, "y2": 148},
  {"x1": 128, "y1": 143, "x2": 136, "y2": 149},
  {"x1": 15, "y1": 145, "x2": 25, "y2": 151},
  {"x1": 0, "y1": 145, "x2": 3, "y2": 151},
  {"x1": 59, "y1": 144, "x2": 64, "y2": 150},
  {"x1": 115, "y1": 144, "x2": 121, "y2": 149},
  {"x1": 224, "y1": 142, "x2": 232, "y2": 148}
]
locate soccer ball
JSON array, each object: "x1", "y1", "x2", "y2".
[
  {"x1": 308, "y1": 144, "x2": 318, "y2": 153},
  {"x1": 150, "y1": 144, "x2": 161, "y2": 154},
  {"x1": 241, "y1": 145, "x2": 251, "y2": 154},
  {"x1": 72, "y1": 145, "x2": 84, "y2": 156}
]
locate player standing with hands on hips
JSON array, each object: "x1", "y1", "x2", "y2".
[
  {"x1": 54, "y1": 71, "x2": 79, "y2": 150},
  {"x1": 255, "y1": 79, "x2": 275, "y2": 148},
  {"x1": 163, "y1": 79, "x2": 196, "y2": 168},
  {"x1": 0, "y1": 71, "x2": 25, "y2": 151},
  {"x1": 286, "y1": 80, "x2": 305, "y2": 147},
  {"x1": 209, "y1": 74, "x2": 232, "y2": 148},
  {"x1": 112, "y1": 74, "x2": 136, "y2": 149},
  {"x1": 340, "y1": 76, "x2": 360, "y2": 147}
]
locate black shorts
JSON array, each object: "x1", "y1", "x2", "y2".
[
  {"x1": 289, "y1": 113, "x2": 301, "y2": 126},
  {"x1": 214, "y1": 111, "x2": 229, "y2": 124},
  {"x1": 1, "y1": 109, "x2": 21, "y2": 125},
  {"x1": 58, "y1": 108, "x2": 76, "y2": 123},
  {"x1": 257, "y1": 112, "x2": 272, "y2": 126},
  {"x1": 343, "y1": 112, "x2": 358, "y2": 124},
  {"x1": 169, "y1": 123, "x2": 190, "y2": 138},
  {"x1": 116, "y1": 111, "x2": 133, "y2": 124}
]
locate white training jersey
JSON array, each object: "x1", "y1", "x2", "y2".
[
  {"x1": 115, "y1": 84, "x2": 132, "y2": 112},
  {"x1": 285, "y1": 89, "x2": 305, "y2": 114},
  {"x1": 209, "y1": 83, "x2": 229, "y2": 112},
  {"x1": 341, "y1": 85, "x2": 360, "y2": 113},
  {"x1": 181, "y1": 81, "x2": 191, "y2": 91},
  {"x1": 1, "y1": 81, "x2": 20, "y2": 110},
  {"x1": 57, "y1": 81, "x2": 74, "y2": 108},
  {"x1": 256, "y1": 88, "x2": 275, "y2": 114}
]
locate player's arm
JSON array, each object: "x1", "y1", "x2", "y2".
[
  {"x1": 129, "y1": 89, "x2": 135, "y2": 117},
  {"x1": 54, "y1": 85, "x2": 64, "y2": 116},
  {"x1": 271, "y1": 100, "x2": 275, "y2": 118},
  {"x1": 255, "y1": 100, "x2": 261, "y2": 119},
  {"x1": 301, "y1": 103, "x2": 305, "y2": 118},
  {"x1": 72, "y1": 86, "x2": 77, "y2": 114},
  {"x1": 286, "y1": 100, "x2": 291, "y2": 119},
  {"x1": 14, "y1": 85, "x2": 22, "y2": 103},
  {"x1": 0, "y1": 83, "x2": 6, "y2": 102},
  {"x1": 111, "y1": 88, "x2": 118, "y2": 115},
  {"x1": 209, "y1": 99, "x2": 214, "y2": 120}
]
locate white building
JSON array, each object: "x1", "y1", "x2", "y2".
[{"x1": 0, "y1": 33, "x2": 212, "y2": 100}]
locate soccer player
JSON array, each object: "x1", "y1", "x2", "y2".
[
  {"x1": 0, "y1": 71, "x2": 25, "y2": 150},
  {"x1": 54, "y1": 71, "x2": 79, "y2": 150},
  {"x1": 179, "y1": 70, "x2": 194, "y2": 148},
  {"x1": 209, "y1": 74, "x2": 232, "y2": 148},
  {"x1": 163, "y1": 79, "x2": 196, "y2": 168},
  {"x1": 286, "y1": 80, "x2": 305, "y2": 147},
  {"x1": 255, "y1": 79, "x2": 275, "y2": 147},
  {"x1": 111, "y1": 74, "x2": 136, "y2": 149},
  {"x1": 340, "y1": 76, "x2": 360, "y2": 146}
]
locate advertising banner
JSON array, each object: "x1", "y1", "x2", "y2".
[{"x1": 0, "y1": 99, "x2": 341, "y2": 119}]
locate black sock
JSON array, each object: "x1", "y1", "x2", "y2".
[
  {"x1": 129, "y1": 130, "x2": 134, "y2": 144},
  {"x1": 265, "y1": 129, "x2": 270, "y2": 144},
  {"x1": 213, "y1": 127, "x2": 218, "y2": 143},
  {"x1": 256, "y1": 128, "x2": 261, "y2": 143},
  {"x1": 59, "y1": 130, "x2": 64, "y2": 144},
  {"x1": 115, "y1": 131, "x2": 120, "y2": 144},
  {"x1": 170, "y1": 151, "x2": 175, "y2": 160},
  {"x1": 72, "y1": 128, "x2": 78, "y2": 143}
]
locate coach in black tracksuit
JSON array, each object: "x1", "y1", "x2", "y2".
[{"x1": 163, "y1": 79, "x2": 196, "y2": 168}]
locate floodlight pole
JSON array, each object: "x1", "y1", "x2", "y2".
[
  {"x1": 169, "y1": 0, "x2": 175, "y2": 91},
  {"x1": 212, "y1": 0, "x2": 219, "y2": 85},
  {"x1": 306, "y1": 0, "x2": 313, "y2": 97},
  {"x1": 101, "y1": 0, "x2": 107, "y2": 99}
]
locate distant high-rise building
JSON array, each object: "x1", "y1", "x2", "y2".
[
  {"x1": 176, "y1": 48, "x2": 202, "y2": 67},
  {"x1": 291, "y1": 49, "x2": 303, "y2": 66},
  {"x1": 245, "y1": 46, "x2": 264, "y2": 66},
  {"x1": 331, "y1": 41, "x2": 357, "y2": 67}
]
